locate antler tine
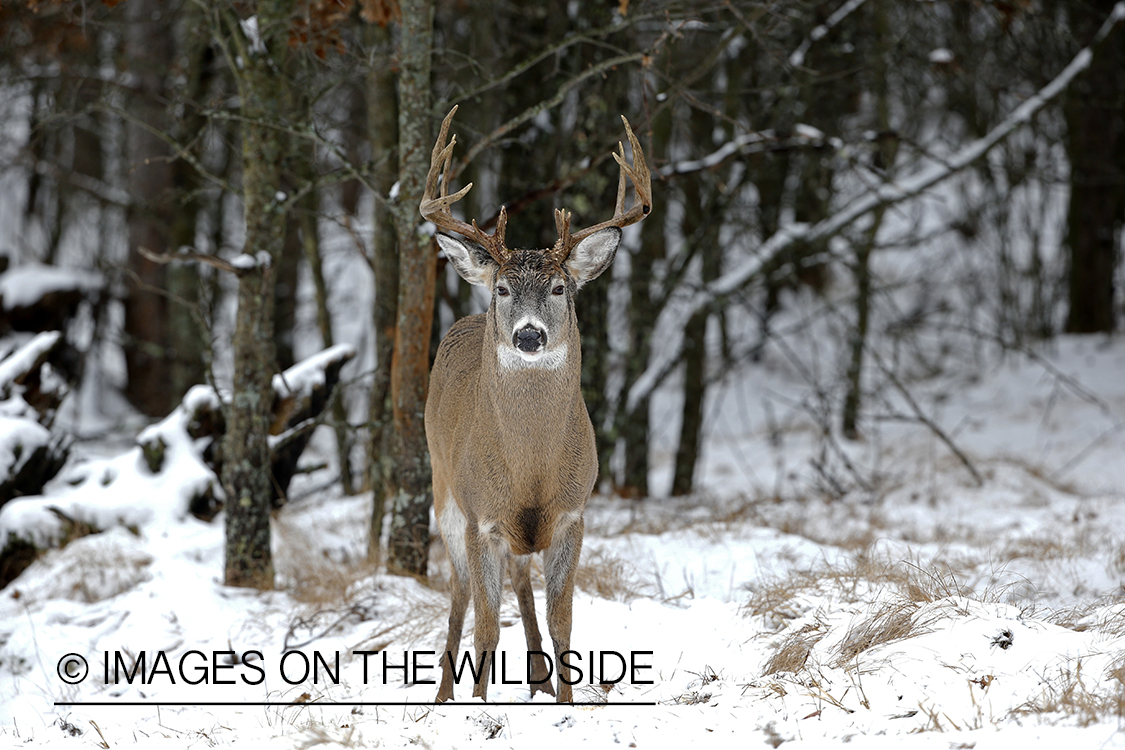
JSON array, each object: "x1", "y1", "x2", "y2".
[
  {"x1": 554, "y1": 207, "x2": 572, "y2": 253},
  {"x1": 420, "y1": 106, "x2": 508, "y2": 263},
  {"x1": 554, "y1": 115, "x2": 653, "y2": 261}
]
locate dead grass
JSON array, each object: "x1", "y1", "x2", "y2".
[
  {"x1": 1113, "y1": 543, "x2": 1125, "y2": 576},
  {"x1": 574, "y1": 548, "x2": 643, "y2": 601},
  {"x1": 744, "y1": 574, "x2": 816, "y2": 624},
  {"x1": 762, "y1": 622, "x2": 825, "y2": 676},
  {"x1": 1010, "y1": 659, "x2": 1125, "y2": 726},
  {"x1": 274, "y1": 518, "x2": 376, "y2": 606},
  {"x1": 14, "y1": 530, "x2": 155, "y2": 605},
  {"x1": 833, "y1": 599, "x2": 922, "y2": 668},
  {"x1": 755, "y1": 553, "x2": 978, "y2": 679},
  {"x1": 672, "y1": 666, "x2": 722, "y2": 704}
]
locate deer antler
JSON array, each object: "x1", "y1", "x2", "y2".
[
  {"x1": 552, "y1": 115, "x2": 652, "y2": 263},
  {"x1": 420, "y1": 105, "x2": 509, "y2": 263}
]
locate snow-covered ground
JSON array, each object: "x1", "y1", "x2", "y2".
[{"x1": 1, "y1": 333, "x2": 1123, "y2": 748}]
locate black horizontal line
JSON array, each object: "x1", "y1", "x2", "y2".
[{"x1": 53, "y1": 701, "x2": 658, "y2": 707}]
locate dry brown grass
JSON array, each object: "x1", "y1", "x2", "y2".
[
  {"x1": 274, "y1": 518, "x2": 376, "y2": 606},
  {"x1": 744, "y1": 573, "x2": 816, "y2": 623},
  {"x1": 763, "y1": 622, "x2": 826, "y2": 676},
  {"x1": 672, "y1": 666, "x2": 722, "y2": 704},
  {"x1": 754, "y1": 553, "x2": 978, "y2": 679},
  {"x1": 1113, "y1": 543, "x2": 1125, "y2": 576},
  {"x1": 999, "y1": 534, "x2": 1095, "y2": 564},
  {"x1": 1010, "y1": 659, "x2": 1125, "y2": 726},
  {"x1": 833, "y1": 600, "x2": 921, "y2": 668},
  {"x1": 574, "y1": 548, "x2": 642, "y2": 601},
  {"x1": 17, "y1": 530, "x2": 155, "y2": 605}
]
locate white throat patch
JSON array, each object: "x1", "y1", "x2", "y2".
[{"x1": 497, "y1": 343, "x2": 569, "y2": 370}]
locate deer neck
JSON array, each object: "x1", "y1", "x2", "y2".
[{"x1": 480, "y1": 313, "x2": 582, "y2": 446}]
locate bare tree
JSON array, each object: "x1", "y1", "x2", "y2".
[
  {"x1": 213, "y1": 0, "x2": 295, "y2": 588},
  {"x1": 386, "y1": 0, "x2": 437, "y2": 576},
  {"x1": 1063, "y1": 0, "x2": 1125, "y2": 333}
]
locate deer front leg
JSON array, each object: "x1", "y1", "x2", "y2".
[
  {"x1": 543, "y1": 515, "x2": 583, "y2": 703},
  {"x1": 509, "y1": 555, "x2": 555, "y2": 698},
  {"x1": 437, "y1": 564, "x2": 470, "y2": 703},
  {"x1": 436, "y1": 498, "x2": 471, "y2": 703},
  {"x1": 466, "y1": 519, "x2": 504, "y2": 701}
]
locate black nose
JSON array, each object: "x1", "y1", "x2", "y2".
[{"x1": 514, "y1": 326, "x2": 544, "y2": 352}]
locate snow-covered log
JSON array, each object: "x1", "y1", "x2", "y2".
[
  {"x1": 0, "y1": 333, "x2": 72, "y2": 507},
  {"x1": 0, "y1": 344, "x2": 357, "y2": 590},
  {"x1": 137, "y1": 343, "x2": 357, "y2": 506},
  {"x1": 0, "y1": 331, "x2": 70, "y2": 424},
  {"x1": 0, "y1": 264, "x2": 103, "y2": 336}
]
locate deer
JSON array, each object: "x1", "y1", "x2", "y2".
[{"x1": 420, "y1": 106, "x2": 652, "y2": 703}]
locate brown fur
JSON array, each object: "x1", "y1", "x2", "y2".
[
  {"x1": 419, "y1": 108, "x2": 651, "y2": 704},
  {"x1": 427, "y1": 308, "x2": 595, "y2": 703}
]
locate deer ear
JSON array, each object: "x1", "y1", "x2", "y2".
[
  {"x1": 436, "y1": 233, "x2": 496, "y2": 287},
  {"x1": 567, "y1": 227, "x2": 621, "y2": 288}
]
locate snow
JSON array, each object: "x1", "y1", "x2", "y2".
[
  {"x1": 0, "y1": 265, "x2": 102, "y2": 311},
  {"x1": 0, "y1": 416, "x2": 50, "y2": 482},
  {"x1": 239, "y1": 16, "x2": 267, "y2": 56},
  {"x1": 0, "y1": 334, "x2": 1122, "y2": 748},
  {"x1": 272, "y1": 343, "x2": 356, "y2": 399},
  {"x1": 1, "y1": 386, "x2": 219, "y2": 551},
  {"x1": 229, "y1": 253, "x2": 259, "y2": 270},
  {"x1": 3, "y1": 15, "x2": 1125, "y2": 744},
  {"x1": 0, "y1": 331, "x2": 61, "y2": 391}
]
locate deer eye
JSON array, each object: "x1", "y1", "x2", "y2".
[
  {"x1": 551, "y1": 285, "x2": 565, "y2": 296},
  {"x1": 496, "y1": 286, "x2": 509, "y2": 297}
]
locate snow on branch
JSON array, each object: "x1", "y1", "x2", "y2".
[
  {"x1": 789, "y1": 0, "x2": 869, "y2": 68},
  {"x1": 0, "y1": 332, "x2": 62, "y2": 396},
  {"x1": 627, "y1": 3, "x2": 1125, "y2": 412},
  {"x1": 660, "y1": 128, "x2": 838, "y2": 178}
]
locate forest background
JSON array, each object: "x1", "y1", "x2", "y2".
[{"x1": 1, "y1": 0, "x2": 1123, "y2": 587}]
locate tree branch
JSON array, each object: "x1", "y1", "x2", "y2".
[{"x1": 626, "y1": 3, "x2": 1125, "y2": 412}]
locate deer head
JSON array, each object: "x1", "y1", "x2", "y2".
[{"x1": 421, "y1": 106, "x2": 652, "y2": 368}]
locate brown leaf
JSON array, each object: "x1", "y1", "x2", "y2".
[{"x1": 360, "y1": 0, "x2": 399, "y2": 26}]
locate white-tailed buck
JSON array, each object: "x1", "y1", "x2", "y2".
[{"x1": 422, "y1": 106, "x2": 652, "y2": 703}]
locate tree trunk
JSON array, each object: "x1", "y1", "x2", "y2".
[
  {"x1": 366, "y1": 22, "x2": 399, "y2": 562},
  {"x1": 843, "y1": 0, "x2": 896, "y2": 440},
  {"x1": 618, "y1": 215, "x2": 659, "y2": 498},
  {"x1": 387, "y1": 0, "x2": 436, "y2": 576},
  {"x1": 122, "y1": 0, "x2": 205, "y2": 416},
  {"x1": 670, "y1": 227, "x2": 721, "y2": 497},
  {"x1": 618, "y1": 128, "x2": 667, "y2": 498},
  {"x1": 274, "y1": 207, "x2": 302, "y2": 371},
  {"x1": 1063, "y1": 0, "x2": 1125, "y2": 334},
  {"x1": 577, "y1": 279, "x2": 613, "y2": 483},
  {"x1": 222, "y1": 1, "x2": 292, "y2": 589},
  {"x1": 670, "y1": 107, "x2": 723, "y2": 497}
]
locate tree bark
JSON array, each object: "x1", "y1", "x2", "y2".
[
  {"x1": 618, "y1": 199, "x2": 663, "y2": 498},
  {"x1": 1063, "y1": 0, "x2": 1125, "y2": 334},
  {"x1": 366, "y1": 21, "x2": 399, "y2": 562},
  {"x1": 122, "y1": 0, "x2": 205, "y2": 416},
  {"x1": 670, "y1": 103, "x2": 725, "y2": 497},
  {"x1": 617, "y1": 108, "x2": 669, "y2": 498},
  {"x1": 221, "y1": 1, "x2": 292, "y2": 589},
  {"x1": 843, "y1": 0, "x2": 896, "y2": 440},
  {"x1": 387, "y1": 0, "x2": 436, "y2": 576},
  {"x1": 670, "y1": 188, "x2": 721, "y2": 494}
]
